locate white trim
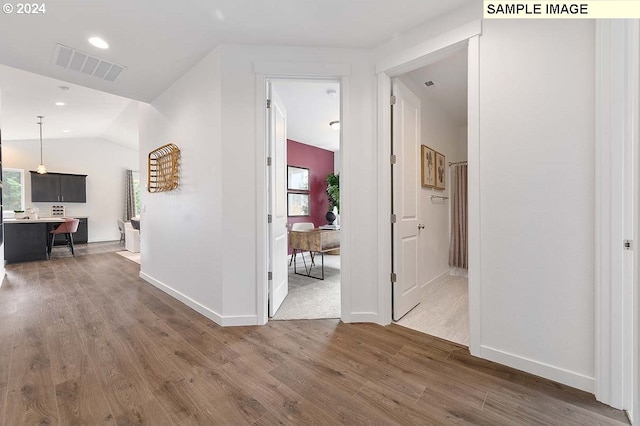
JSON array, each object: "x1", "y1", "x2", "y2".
[
  {"x1": 254, "y1": 62, "x2": 351, "y2": 77},
  {"x1": 467, "y1": 35, "x2": 481, "y2": 357},
  {"x1": 338, "y1": 76, "x2": 351, "y2": 324},
  {"x1": 376, "y1": 20, "x2": 482, "y2": 76},
  {"x1": 595, "y1": 19, "x2": 639, "y2": 410},
  {"x1": 348, "y1": 312, "x2": 380, "y2": 323},
  {"x1": 480, "y1": 345, "x2": 595, "y2": 393},
  {"x1": 631, "y1": 19, "x2": 640, "y2": 426},
  {"x1": 420, "y1": 269, "x2": 450, "y2": 291},
  {"x1": 376, "y1": 72, "x2": 392, "y2": 326},
  {"x1": 255, "y1": 73, "x2": 268, "y2": 325},
  {"x1": 375, "y1": 25, "x2": 482, "y2": 351},
  {"x1": 254, "y1": 62, "x2": 350, "y2": 324},
  {"x1": 139, "y1": 272, "x2": 258, "y2": 327}
]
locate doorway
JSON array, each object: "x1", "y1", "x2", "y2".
[
  {"x1": 266, "y1": 78, "x2": 342, "y2": 320},
  {"x1": 389, "y1": 46, "x2": 471, "y2": 347}
]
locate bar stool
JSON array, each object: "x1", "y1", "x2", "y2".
[{"x1": 48, "y1": 218, "x2": 80, "y2": 258}]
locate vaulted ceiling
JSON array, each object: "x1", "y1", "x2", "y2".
[
  {"x1": 0, "y1": 0, "x2": 474, "y2": 102},
  {"x1": 0, "y1": 0, "x2": 474, "y2": 149}
]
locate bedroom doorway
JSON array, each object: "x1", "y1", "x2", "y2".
[{"x1": 266, "y1": 78, "x2": 342, "y2": 321}]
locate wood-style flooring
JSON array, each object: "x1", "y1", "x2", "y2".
[
  {"x1": 396, "y1": 275, "x2": 469, "y2": 346},
  {"x1": 0, "y1": 253, "x2": 629, "y2": 425}
]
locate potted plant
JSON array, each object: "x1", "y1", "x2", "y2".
[
  {"x1": 326, "y1": 173, "x2": 339, "y2": 209},
  {"x1": 325, "y1": 173, "x2": 340, "y2": 225}
]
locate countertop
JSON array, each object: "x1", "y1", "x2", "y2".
[{"x1": 4, "y1": 217, "x2": 66, "y2": 223}]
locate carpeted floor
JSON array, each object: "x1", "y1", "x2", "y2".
[{"x1": 271, "y1": 252, "x2": 341, "y2": 320}]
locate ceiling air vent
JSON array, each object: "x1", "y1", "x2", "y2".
[{"x1": 53, "y1": 43, "x2": 126, "y2": 82}]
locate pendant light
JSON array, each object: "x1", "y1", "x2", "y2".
[{"x1": 36, "y1": 115, "x2": 47, "y2": 174}]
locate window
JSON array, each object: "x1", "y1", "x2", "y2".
[
  {"x1": 132, "y1": 171, "x2": 141, "y2": 216},
  {"x1": 2, "y1": 168, "x2": 25, "y2": 212}
]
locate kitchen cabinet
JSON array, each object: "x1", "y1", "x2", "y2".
[
  {"x1": 4, "y1": 222, "x2": 49, "y2": 263},
  {"x1": 31, "y1": 172, "x2": 87, "y2": 202}
]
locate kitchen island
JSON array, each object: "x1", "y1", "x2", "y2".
[{"x1": 4, "y1": 217, "x2": 89, "y2": 263}]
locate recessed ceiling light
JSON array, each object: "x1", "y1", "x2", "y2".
[
  {"x1": 54, "y1": 102, "x2": 66, "y2": 106},
  {"x1": 329, "y1": 121, "x2": 340, "y2": 131},
  {"x1": 88, "y1": 36, "x2": 109, "y2": 49},
  {"x1": 63, "y1": 129, "x2": 71, "y2": 133}
]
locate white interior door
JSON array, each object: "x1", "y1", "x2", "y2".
[
  {"x1": 392, "y1": 78, "x2": 422, "y2": 321},
  {"x1": 268, "y1": 82, "x2": 289, "y2": 317}
]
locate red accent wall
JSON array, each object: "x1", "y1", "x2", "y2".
[{"x1": 287, "y1": 139, "x2": 334, "y2": 252}]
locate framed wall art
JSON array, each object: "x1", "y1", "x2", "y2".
[
  {"x1": 421, "y1": 145, "x2": 435, "y2": 188},
  {"x1": 435, "y1": 150, "x2": 446, "y2": 190},
  {"x1": 287, "y1": 193, "x2": 310, "y2": 217},
  {"x1": 287, "y1": 166, "x2": 309, "y2": 191}
]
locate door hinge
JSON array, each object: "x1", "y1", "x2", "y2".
[
  {"x1": 266, "y1": 99, "x2": 271, "y2": 109},
  {"x1": 268, "y1": 214, "x2": 272, "y2": 224},
  {"x1": 390, "y1": 272, "x2": 397, "y2": 283},
  {"x1": 390, "y1": 154, "x2": 397, "y2": 164},
  {"x1": 390, "y1": 95, "x2": 397, "y2": 105},
  {"x1": 624, "y1": 239, "x2": 633, "y2": 250},
  {"x1": 267, "y1": 157, "x2": 272, "y2": 166},
  {"x1": 268, "y1": 271, "x2": 273, "y2": 280},
  {"x1": 390, "y1": 213, "x2": 397, "y2": 224}
]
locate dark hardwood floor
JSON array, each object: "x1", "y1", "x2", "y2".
[{"x1": 0, "y1": 253, "x2": 629, "y2": 425}]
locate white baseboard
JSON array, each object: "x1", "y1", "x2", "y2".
[
  {"x1": 421, "y1": 269, "x2": 450, "y2": 289},
  {"x1": 344, "y1": 312, "x2": 380, "y2": 324},
  {"x1": 419, "y1": 270, "x2": 451, "y2": 301},
  {"x1": 139, "y1": 272, "x2": 258, "y2": 327},
  {"x1": 480, "y1": 345, "x2": 595, "y2": 393}
]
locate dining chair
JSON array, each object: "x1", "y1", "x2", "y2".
[{"x1": 117, "y1": 219, "x2": 126, "y2": 244}]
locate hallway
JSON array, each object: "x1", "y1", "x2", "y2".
[{"x1": 0, "y1": 253, "x2": 627, "y2": 425}]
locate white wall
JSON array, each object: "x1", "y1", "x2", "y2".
[
  {"x1": 399, "y1": 75, "x2": 465, "y2": 289},
  {"x1": 139, "y1": 44, "x2": 376, "y2": 325},
  {"x1": 137, "y1": 7, "x2": 599, "y2": 396},
  {"x1": 138, "y1": 47, "x2": 224, "y2": 320},
  {"x1": 373, "y1": 9, "x2": 598, "y2": 392},
  {"x1": 218, "y1": 45, "x2": 375, "y2": 322},
  {"x1": 3, "y1": 137, "x2": 138, "y2": 242},
  {"x1": 478, "y1": 20, "x2": 596, "y2": 390},
  {"x1": 457, "y1": 125, "x2": 468, "y2": 162}
]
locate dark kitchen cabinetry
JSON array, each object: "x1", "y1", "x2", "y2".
[
  {"x1": 31, "y1": 172, "x2": 87, "y2": 202},
  {"x1": 4, "y1": 223, "x2": 48, "y2": 263}
]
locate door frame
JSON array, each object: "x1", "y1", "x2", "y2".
[
  {"x1": 375, "y1": 20, "x2": 482, "y2": 354},
  {"x1": 594, "y1": 19, "x2": 639, "y2": 412},
  {"x1": 255, "y1": 63, "x2": 350, "y2": 324}
]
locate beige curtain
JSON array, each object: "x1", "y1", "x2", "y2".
[{"x1": 449, "y1": 164, "x2": 468, "y2": 268}]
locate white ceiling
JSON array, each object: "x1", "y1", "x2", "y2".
[
  {"x1": 0, "y1": 0, "x2": 474, "y2": 102},
  {"x1": 0, "y1": 1, "x2": 473, "y2": 150},
  {"x1": 0, "y1": 64, "x2": 138, "y2": 149},
  {"x1": 406, "y1": 47, "x2": 468, "y2": 126},
  {"x1": 273, "y1": 81, "x2": 340, "y2": 152}
]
